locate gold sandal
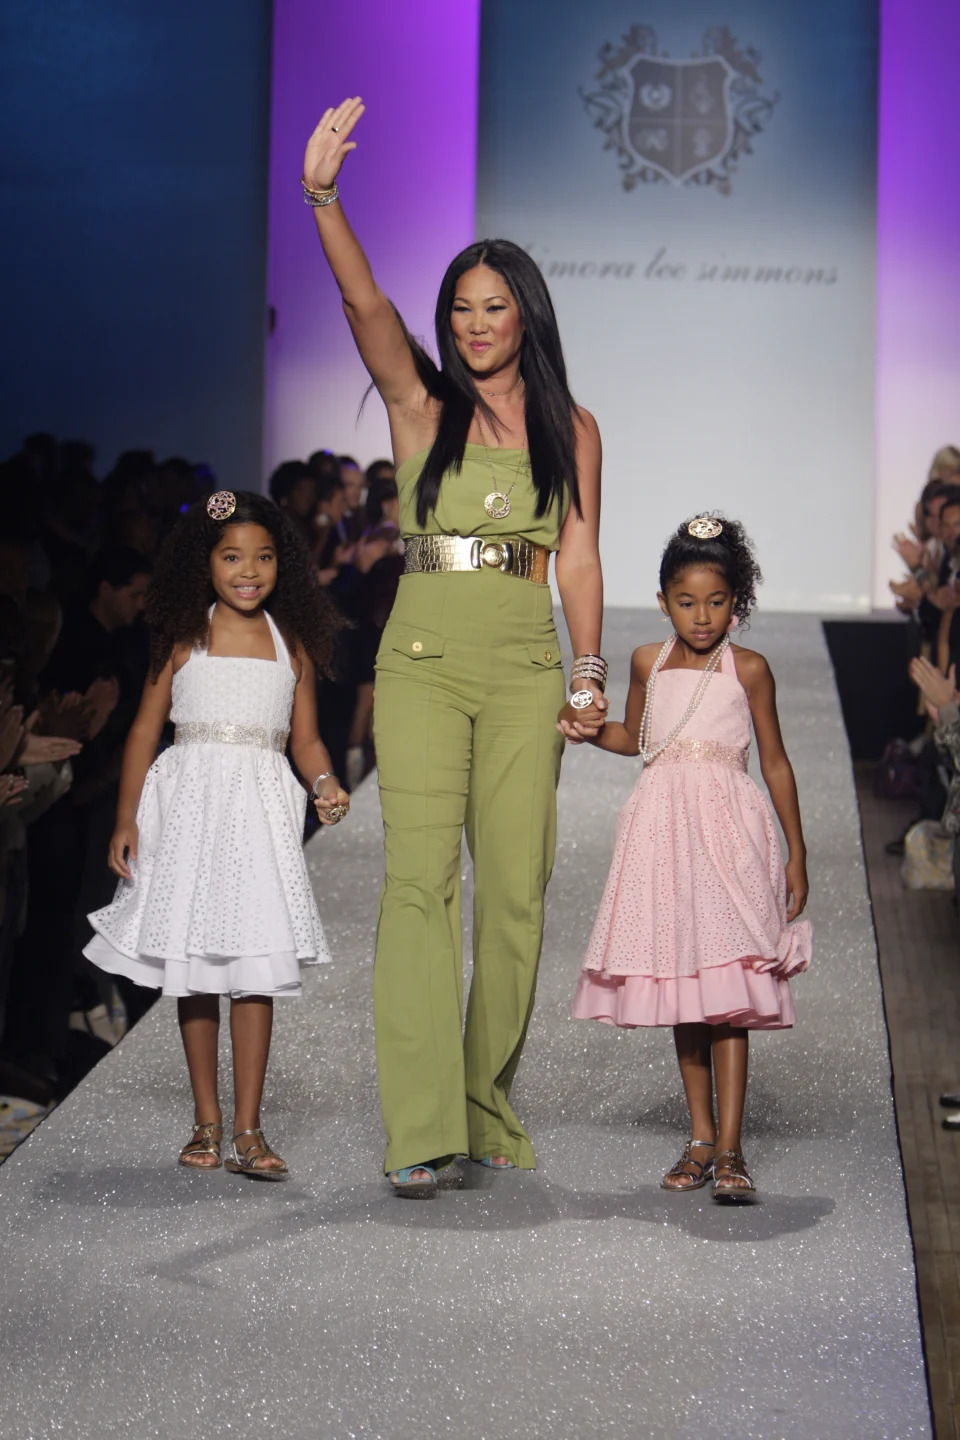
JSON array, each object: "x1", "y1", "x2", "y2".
[
  {"x1": 178, "y1": 1120, "x2": 222, "y2": 1170},
  {"x1": 224, "y1": 1127, "x2": 289, "y2": 1182},
  {"x1": 711, "y1": 1148, "x2": 756, "y2": 1202},
  {"x1": 661, "y1": 1139, "x2": 715, "y2": 1191}
]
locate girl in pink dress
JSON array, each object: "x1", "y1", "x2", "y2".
[{"x1": 565, "y1": 515, "x2": 811, "y2": 1200}]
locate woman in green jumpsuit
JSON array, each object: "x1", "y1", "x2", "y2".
[{"x1": 304, "y1": 99, "x2": 607, "y2": 1196}]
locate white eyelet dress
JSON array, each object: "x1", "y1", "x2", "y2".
[{"x1": 84, "y1": 610, "x2": 330, "y2": 997}]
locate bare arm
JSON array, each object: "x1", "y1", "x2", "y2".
[
  {"x1": 289, "y1": 651, "x2": 350, "y2": 824},
  {"x1": 586, "y1": 646, "x2": 656, "y2": 754},
  {"x1": 107, "y1": 660, "x2": 174, "y2": 878},
  {"x1": 303, "y1": 99, "x2": 430, "y2": 448},
  {"x1": 738, "y1": 649, "x2": 808, "y2": 919},
  {"x1": 556, "y1": 409, "x2": 607, "y2": 738}
]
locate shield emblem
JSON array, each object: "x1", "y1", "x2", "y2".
[{"x1": 622, "y1": 55, "x2": 734, "y2": 185}]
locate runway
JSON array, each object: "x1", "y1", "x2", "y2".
[{"x1": 0, "y1": 612, "x2": 929, "y2": 1440}]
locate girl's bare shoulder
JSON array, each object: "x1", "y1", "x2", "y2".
[
  {"x1": 170, "y1": 641, "x2": 193, "y2": 675},
  {"x1": 729, "y1": 643, "x2": 773, "y2": 686},
  {"x1": 630, "y1": 642, "x2": 663, "y2": 681}
]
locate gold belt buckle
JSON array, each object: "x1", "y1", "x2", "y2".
[{"x1": 472, "y1": 539, "x2": 514, "y2": 573}]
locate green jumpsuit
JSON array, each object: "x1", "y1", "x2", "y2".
[{"x1": 373, "y1": 444, "x2": 567, "y2": 1173}]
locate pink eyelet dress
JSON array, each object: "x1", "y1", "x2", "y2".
[
  {"x1": 84, "y1": 609, "x2": 329, "y2": 998},
  {"x1": 571, "y1": 638, "x2": 811, "y2": 1030}
]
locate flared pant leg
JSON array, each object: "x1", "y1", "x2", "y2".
[
  {"x1": 373, "y1": 662, "x2": 473, "y2": 1174},
  {"x1": 372, "y1": 574, "x2": 565, "y2": 1175},
  {"x1": 463, "y1": 662, "x2": 565, "y2": 1166}
]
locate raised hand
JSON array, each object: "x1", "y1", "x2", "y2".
[
  {"x1": 892, "y1": 533, "x2": 923, "y2": 571},
  {"x1": 303, "y1": 97, "x2": 365, "y2": 191}
]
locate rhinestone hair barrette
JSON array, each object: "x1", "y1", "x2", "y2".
[
  {"x1": 206, "y1": 491, "x2": 237, "y2": 521},
  {"x1": 687, "y1": 515, "x2": 723, "y2": 540}
]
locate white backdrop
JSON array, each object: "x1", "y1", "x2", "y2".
[{"x1": 476, "y1": 1, "x2": 878, "y2": 612}]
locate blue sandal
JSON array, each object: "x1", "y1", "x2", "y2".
[
  {"x1": 477, "y1": 1156, "x2": 516, "y2": 1170},
  {"x1": 389, "y1": 1164, "x2": 438, "y2": 1199}
]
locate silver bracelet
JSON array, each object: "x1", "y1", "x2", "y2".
[
  {"x1": 302, "y1": 181, "x2": 339, "y2": 208},
  {"x1": 312, "y1": 772, "x2": 337, "y2": 797}
]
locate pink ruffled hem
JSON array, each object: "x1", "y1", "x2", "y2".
[{"x1": 571, "y1": 958, "x2": 796, "y2": 1030}]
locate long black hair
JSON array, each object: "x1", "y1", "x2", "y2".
[
  {"x1": 659, "y1": 515, "x2": 763, "y2": 628},
  {"x1": 146, "y1": 490, "x2": 343, "y2": 678},
  {"x1": 402, "y1": 240, "x2": 580, "y2": 527}
]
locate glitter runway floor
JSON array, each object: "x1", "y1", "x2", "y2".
[{"x1": 0, "y1": 613, "x2": 930, "y2": 1439}]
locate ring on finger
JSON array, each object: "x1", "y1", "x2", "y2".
[{"x1": 570, "y1": 689, "x2": 594, "y2": 710}]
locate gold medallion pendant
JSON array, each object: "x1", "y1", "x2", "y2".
[{"x1": 484, "y1": 491, "x2": 512, "y2": 520}]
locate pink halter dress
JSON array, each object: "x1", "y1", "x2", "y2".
[{"x1": 571, "y1": 638, "x2": 811, "y2": 1030}]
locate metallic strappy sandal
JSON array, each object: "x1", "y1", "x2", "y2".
[
  {"x1": 224, "y1": 1127, "x2": 289, "y2": 1181},
  {"x1": 178, "y1": 1120, "x2": 223, "y2": 1170},
  {"x1": 711, "y1": 1149, "x2": 756, "y2": 1202},
  {"x1": 661, "y1": 1139, "x2": 715, "y2": 1192}
]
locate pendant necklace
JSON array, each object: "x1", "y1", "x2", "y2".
[
  {"x1": 477, "y1": 407, "x2": 527, "y2": 521},
  {"x1": 638, "y1": 633, "x2": 730, "y2": 764}
]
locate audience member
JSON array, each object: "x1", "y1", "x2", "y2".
[{"x1": 0, "y1": 429, "x2": 408, "y2": 1127}]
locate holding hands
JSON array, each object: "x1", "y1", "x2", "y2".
[
  {"x1": 557, "y1": 683, "x2": 609, "y2": 744},
  {"x1": 313, "y1": 774, "x2": 351, "y2": 827}
]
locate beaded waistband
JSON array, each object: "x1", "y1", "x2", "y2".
[
  {"x1": 647, "y1": 737, "x2": 748, "y2": 772},
  {"x1": 174, "y1": 722, "x2": 288, "y2": 752}
]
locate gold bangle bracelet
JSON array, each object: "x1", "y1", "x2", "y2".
[{"x1": 300, "y1": 176, "x2": 338, "y2": 199}]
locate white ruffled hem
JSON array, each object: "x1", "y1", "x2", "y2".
[{"x1": 84, "y1": 931, "x2": 326, "y2": 999}]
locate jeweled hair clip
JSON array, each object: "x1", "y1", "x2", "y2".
[
  {"x1": 206, "y1": 491, "x2": 237, "y2": 521},
  {"x1": 687, "y1": 516, "x2": 723, "y2": 540}
]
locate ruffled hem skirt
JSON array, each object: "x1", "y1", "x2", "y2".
[
  {"x1": 84, "y1": 932, "x2": 321, "y2": 999},
  {"x1": 571, "y1": 956, "x2": 798, "y2": 1030},
  {"x1": 84, "y1": 743, "x2": 330, "y2": 998}
]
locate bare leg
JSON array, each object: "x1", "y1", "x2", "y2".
[
  {"x1": 229, "y1": 995, "x2": 285, "y2": 1171},
  {"x1": 662, "y1": 1023, "x2": 716, "y2": 1189},
  {"x1": 177, "y1": 995, "x2": 222, "y2": 1166},
  {"x1": 712, "y1": 1024, "x2": 748, "y2": 1153},
  {"x1": 712, "y1": 1024, "x2": 753, "y2": 1192}
]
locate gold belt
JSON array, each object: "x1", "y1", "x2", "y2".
[
  {"x1": 174, "y1": 722, "x2": 289, "y2": 752},
  {"x1": 403, "y1": 535, "x2": 550, "y2": 584},
  {"x1": 648, "y1": 738, "x2": 749, "y2": 773}
]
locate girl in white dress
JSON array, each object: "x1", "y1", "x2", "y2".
[{"x1": 85, "y1": 490, "x2": 349, "y2": 1179}]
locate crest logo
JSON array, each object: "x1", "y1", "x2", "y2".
[{"x1": 581, "y1": 26, "x2": 778, "y2": 195}]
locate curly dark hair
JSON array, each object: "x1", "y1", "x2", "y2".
[
  {"x1": 146, "y1": 490, "x2": 343, "y2": 678},
  {"x1": 659, "y1": 514, "x2": 763, "y2": 628}
]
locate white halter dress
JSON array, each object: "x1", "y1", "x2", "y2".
[{"x1": 85, "y1": 610, "x2": 330, "y2": 997}]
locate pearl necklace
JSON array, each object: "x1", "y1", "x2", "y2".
[{"x1": 638, "y1": 633, "x2": 730, "y2": 764}]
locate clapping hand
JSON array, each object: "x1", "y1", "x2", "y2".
[
  {"x1": 909, "y1": 656, "x2": 959, "y2": 723},
  {"x1": 80, "y1": 677, "x2": 120, "y2": 738},
  {"x1": 0, "y1": 702, "x2": 25, "y2": 772},
  {"x1": 17, "y1": 709, "x2": 83, "y2": 765},
  {"x1": 0, "y1": 774, "x2": 28, "y2": 807},
  {"x1": 892, "y1": 532, "x2": 924, "y2": 571},
  {"x1": 303, "y1": 97, "x2": 365, "y2": 192}
]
